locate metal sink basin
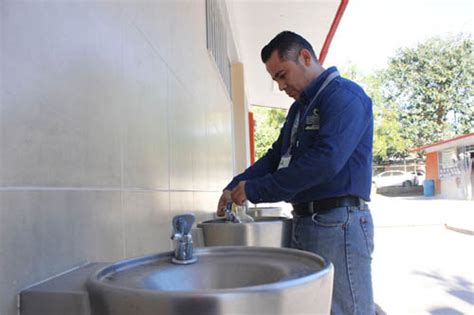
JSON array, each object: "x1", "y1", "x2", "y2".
[
  {"x1": 87, "y1": 247, "x2": 333, "y2": 315},
  {"x1": 198, "y1": 217, "x2": 292, "y2": 247},
  {"x1": 247, "y1": 206, "x2": 286, "y2": 218}
]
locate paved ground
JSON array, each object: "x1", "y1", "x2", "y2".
[
  {"x1": 370, "y1": 194, "x2": 474, "y2": 315},
  {"x1": 261, "y1": 194, "x2": 474, "y2": 314}
]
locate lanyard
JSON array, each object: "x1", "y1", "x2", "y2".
[{"x1": 285, "y1": 71, "x2": 340, "y2": 155}]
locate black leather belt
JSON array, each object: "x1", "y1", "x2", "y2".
[{"x1": 292, "y1": 196, "x2": 366, "y2": 216}]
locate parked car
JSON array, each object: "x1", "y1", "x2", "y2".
[
  {"x1": 372, "y1": 170, "x2": 416, "y2": 188},
  {"x1": 412, "y1": 170, "x2": 425, "y2": 186}
]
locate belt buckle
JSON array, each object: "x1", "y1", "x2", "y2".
[
  {"x1": 308, "y1": 201, "x2": 314, "y2": 214},
  {"x1": 293, "y1": 202, "x2": 314, "y2": 216}
]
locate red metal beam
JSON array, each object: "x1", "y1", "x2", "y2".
[
  {"x1": 248, "y1": 0, "x2": 348, "y2": 164},
  {"x1": 248, "y1": 112, "x2": 256, "y2": 165},
  {"x1": 319, "y1": 0, "x2": 349, "y2": 64}
]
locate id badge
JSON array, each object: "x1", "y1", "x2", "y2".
[{"x1": 278, "y1": 155, "x2": 292, "y2": 170}]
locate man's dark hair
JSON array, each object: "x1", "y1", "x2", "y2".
[{"x1": 261, "y1": 31, "x2": 317, "y2": 63}]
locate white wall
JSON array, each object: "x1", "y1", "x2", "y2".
[
  {"x1": 440, "y1": 176, "x2": 473, "y2": 200},
  {"x1": 0, "y1": 1, "x2": 234, "y2": 314}
]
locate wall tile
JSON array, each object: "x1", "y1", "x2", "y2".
[
  {"x1": 123, "y1": 191, "x2": 172, "y2": 258},
  {"x1": 0, "y1": 190, "x2": 123, "y2": 315},
  {"x1": 0, "y1": 1, "x2": 235, "y2": 315},
  {"x1": 123, "y1": 1, "x2": 173, "y2": 63},
  {"x1": 121, "y1": 25, "x2": 169, "y2": 190},
  {"x1": 168, "y1": 73, "x2": 194, "y2": 190},
  {"x1": 191, "y1": 105, "x2": 208, "y2": 191},
  {"x1": 169, "y1": 191, "x2": 195, "y2": 216},
  {"x1": 0, "y1": 2, "x2": 123, "y2": 187},
  {"x1": 168, "y1": 0, "x2": 206, "y2": 88},
  {"x1": 193, "y1": 191, "x2": 221, "y2": 223}
]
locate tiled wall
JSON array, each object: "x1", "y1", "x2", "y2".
[{"x1": 0, "y1": 1, "x2": 234, "y2": 314}]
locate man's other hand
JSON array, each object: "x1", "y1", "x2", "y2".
[
  {"x1": 217, "y1": 190, "x2": 232, "y2": 217},
  {"x1": 231, "y1": 181, "x2": 247, "y2": 205}
]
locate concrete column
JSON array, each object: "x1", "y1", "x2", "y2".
[
  {"x1": 426, "y1": 152, "x2": 441, "y2": 194},
  {"x1": 231, "y1": 63, "x2": 250, "y2": 174}
]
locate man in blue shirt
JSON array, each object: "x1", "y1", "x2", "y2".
[{"x1": 217, "y1": 31, "x2": 375, "y2": 315}]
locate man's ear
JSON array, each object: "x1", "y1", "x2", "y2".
[{"x1": 299, "y1": 49, "x2": 313, "y2": 66}]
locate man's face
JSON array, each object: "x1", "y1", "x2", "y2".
[{"x1": 265, "y1": 50, "x2": 308, "y2": 101}]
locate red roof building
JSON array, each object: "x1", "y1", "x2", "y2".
[{"x1": 413, "y1": 133, "x2": 474, "y2": 200}]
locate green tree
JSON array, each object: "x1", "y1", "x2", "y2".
[
  {"x1": 341, "y1": 65, "x2": 408, "y2": 162},
  {"x1": 252, "y1": 106, "x2": 287, "y2": 160},
  {"x1": 368, "y1": 71, "x2": 410, "y2": 161},
  {"x1": 381, "y1": 34, "x2": 474, "y2": 148}
]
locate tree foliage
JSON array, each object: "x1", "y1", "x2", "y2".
[
  {"x1": 253, "y1": 35, "x2": 473, "y2": 164},
  {"x1": 341, "y1": 34, "x2": 473, "y2": 162},
  {"x1": 252, "y1": 106, "x2": 287, "y2": 160},
  {"x1": 381, "y1": 34, "x2": 473, "y2": 148},
  {"x1": 341, "y1": 66, "x2": 409, "y2": 163}
]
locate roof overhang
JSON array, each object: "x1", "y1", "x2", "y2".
[
  {"x1": 412, "y1": 133, "x2": 474, "y2": 153},
  {"x1": 225, "y1": 0, "x2": 347, "y2": 109}
]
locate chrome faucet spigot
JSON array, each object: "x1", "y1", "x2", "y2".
[
  {"x1": 224, "y1": 202, "x2": 241, "y2": 223},
  {"x1": 171, "y1": 214, "x2": 197, "y2": 265}
]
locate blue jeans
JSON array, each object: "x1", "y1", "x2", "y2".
[{"x1": 292, "y1": 205, "x2": 375, "y2": 315}]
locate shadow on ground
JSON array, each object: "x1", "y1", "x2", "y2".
[
  {"x1": 412, "y1": 270, "x2": 474, "y2": 314},
  {"x1": 376, "y1": 186, "x2": 423, "y2": 197},
  {"x1": 428, "y1": 307, "x2": 464, "y2": 315}
]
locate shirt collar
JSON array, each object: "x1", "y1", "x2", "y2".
[{"x1": 300, "y1": 66, "x2": 338, "y2": 106}]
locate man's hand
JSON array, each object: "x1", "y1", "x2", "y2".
[
  {"x1": 231, "y1": 181, "x2": 247, "y2": 205},
  {"x1": 216, "y1": 190, "x2": 232, "y2": 217}
]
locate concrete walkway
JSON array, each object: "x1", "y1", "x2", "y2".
[
  {"x1": 258, "y1": 194, "x2": 474, "y2": 314},
  {"x1": 370, "y1": 194, "x2": 474, "y2": 315},
  {"x1": 370, "y1": 194, "x2": 474, "y2": 234}
]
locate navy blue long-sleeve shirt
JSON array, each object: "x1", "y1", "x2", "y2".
[{"x1": 226, "y1": 67, "x2": 373, "y2": 203}]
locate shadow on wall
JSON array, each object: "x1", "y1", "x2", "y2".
[{"x1": 412, "y1": 270, "x2": 474, "y2": 315}]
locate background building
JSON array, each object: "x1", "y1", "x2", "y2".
[{"x1": 415, "y1": 133, "x2": 474, "y2": 200}]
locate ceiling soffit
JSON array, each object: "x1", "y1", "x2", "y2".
[{"x1": 226, "y1": 0, "x2": 341, "y2": 109}]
